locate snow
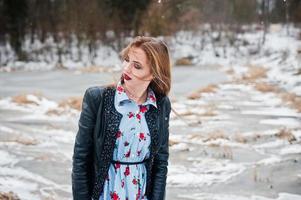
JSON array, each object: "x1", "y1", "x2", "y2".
[
  {"x1": 242, "y1": 108, "x2": 301, "y2": 118},
  {"x1": 280, "y1": 145, "x2": 301, "y2": 155},
  {"x1": 0, "y1": 34, "x2": 122, "y2": 72},
  {"x1": 0, "y1": 94, "x2": 79, "y2": 120},
  {"x1": 260, "y1": 118, "x2": 301, "y2": 128},
  {"x1": 257, "y1": 155, "x2": 282, "y2": 165},
  {"x1": 291, "y1": 130, "x2": 301, "y2": 141},
  {"x1": 0, "y1": 166, "x2": 71, "y2": 200},
  {"x1": 1, "y1": 24, "x2": 301, "y2": 199},
  {"x1": 0, "y1": 150, "x2": 18, "y2": 166},
  {"x1": 254, "y1": 139, "x2": 288, "y2": 149},
  {"x1": 177, "y1": 192, "x2": 301, "y2": 200},
  {"x1": 168, "y1": 158, "x2": 245, "y2": 187}
]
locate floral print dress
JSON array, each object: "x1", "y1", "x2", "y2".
[{"x1": 99, "y1": 81, "x2": 157, "y2": 200}]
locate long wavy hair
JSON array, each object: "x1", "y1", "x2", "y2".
[{"x1": 119, "y1": 36, "x2": 172, "y2": 97}]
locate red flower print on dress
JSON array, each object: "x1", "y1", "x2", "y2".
[
  {"x1": 114, "y1": 163, "x2": 120, "y2": 171},
  {"x1": 124, "y1": 141, "x2": 129, "y2": 146},
  {"x1": 128, "y1": 112, "x2": 134, "y2": 118},
  {"x1": 136, "y1": 188, "x2": 141, "y2": 200},
  {"x1": 132, "y1": 177, "x2": 138, "y2": 185},
  {"x1": 121, "y1": 179, "x2": 125, "y2": 188},
  {"x1": 116, "y1": 130, "x2": 122, "y2": 139},
  {"x1": 139, "y1": 133, "x2": 146, "y2": 141},
  {"x1": 124, "y1": 166, "x2": 130, "y2": 176},
  {"x1": 139, "y1": 105, "x2": 148, "y2": 113},
  {"x1": 136, "y1": 113, "x2": 141, "y2": 121},
  {"x1": 149, "y1": 94, "x2": 156, "y2": 102},
  {"x1": 137, "y1": 149, "x2": 142, "y2": 156},
  {"x1": 110, "y1": 191, "x2": 120, "y2": 200},
  {"x1": 125, "y1": 149, "x2": 131, "y2": 158},
  {"x1": 117, "y1": 85, "x2": 124, "y2": 94}
]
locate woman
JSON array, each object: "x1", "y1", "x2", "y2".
[{"x1": 72, "y1": 36, "x2": 172, "y2": 200}]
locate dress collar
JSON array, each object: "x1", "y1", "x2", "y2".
[{"x1": 116, "y1": 81, "x2": 157, "y2": 108}]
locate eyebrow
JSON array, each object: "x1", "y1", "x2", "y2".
[{"x1": 127, "y1": 54, "x2": 143, "y2": 66}]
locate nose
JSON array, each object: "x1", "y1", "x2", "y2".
[{"x1": 123, "y1": 61, "x2": 132, "y2": 73}]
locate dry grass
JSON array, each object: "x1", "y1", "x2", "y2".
[
  {"x1": 197, "y1": 84, "x2": 218, "y2": 93},
  {"x1": 4, "y1": 137, "x2": 39, "y2": 145},
  {"x1": 45, "y1": 109, "x2": 64, "y2": 116},
  {"x1": 204, "y1": 130, "x2": 228, "y2": 142},
  {"x1": 188, "y1": 133, "x2": 204, "y2": 140},
  {"x1": 208, "y1": 143, "x2": 220, "y2": 147},
  {"x1": 253, "y1": 82, "x2": 301, "y2": 113},
  {"x1": 253, "y1": 165, "x2": 271, "y2": 183},
  {"x1": 201, "y1": 103, "x2": 217, "y2": 117},
  {"x1": 233, "y1": 133, "x2": 248, "y2": 143},
  {"x1": 279, "y1": 92, "x2": 301, "y2": 112},
  {"x1": 11, "y1": 92, "x2": 44, "y2": 105},
  {"x1": 35, "y1": 154, "x2": 51, "y2": 161},
  {"x1": 254, "y1": 82, "x2": 280, "y2": 93},
  {"x1": 275, "y1": 128, "x2": 296, "y2": 144},
  {"x1": 169, "y1": 139, "x2": 180, "y2": 146},
  {"x1": 225, "y1": 68, "x2": 235, "y2": 75},
  {"x1": 175, "y1": 57, "x2": 193, "y2": 66},
  {"x1": 0, "y1": 191, "x2": 20, "y2": 200},
  {"x1": 58, "y1": 96, "x2": 83, "y2": 111},
  {"x1": 178, "y1": 110, "x2": 195, "y2": 116},
  {"x1": 201, "y1": 108, "x2": 217, "y2": 116},
  {"x1": 253, "y1": 166, "x2": 258, "y2": 182},
  {"x1": 242, "y1": 66, "x2": 267, "y2": 81},
  {"x1": 187, "y1": 92, "x2": 201, "y2": 100},
  {"x1": 79, "y1": 65, "x2": 109, "y2": 73},
  {"x1": 220, "y1": 146, "x2": 233, "y2": 159},
  {"x1": 187, "y1": 84, "x2": 218, "y2": 100},
  {"x1": 15, "y1": 138, "x2": 38, "y2": 145}
]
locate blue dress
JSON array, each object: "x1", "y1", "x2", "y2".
[{"x1": 99, "y1": 81, "x2": 157, "y2": 200}]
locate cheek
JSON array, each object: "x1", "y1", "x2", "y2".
[
  {"x1": 122, "y1": 61, "x2": 128, "y2": 70},
  {"x1": 136, "y1": 69, "x2": 151, "y2": 78}
]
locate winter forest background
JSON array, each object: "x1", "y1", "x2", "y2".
[
  {"x1": 1, "y1": 0, "x2": 301, "y2": 70},
  {"x1": 0, "y1": 0, "x2": 301, "y2": 200}
]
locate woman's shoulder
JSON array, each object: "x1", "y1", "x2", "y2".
[
  {"x1": 82, "y1": 85, "x2": 116, "y2": 112},
  {"x1": 157, "y1": 94, "x2": 171, "y2": 111},
  {"x1": 84, "y1": 84, "x2": 116, "y2": 102}
]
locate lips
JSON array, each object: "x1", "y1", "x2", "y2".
[{"x1": 123, "y1": 73, "x2": 132, "y2": 80}]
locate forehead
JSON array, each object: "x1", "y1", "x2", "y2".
[{"x1": 128, "y1": 47, "x2": 149, "y2": 66}]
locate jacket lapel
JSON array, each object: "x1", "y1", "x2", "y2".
[
  {"x1": 145, "y1": 104, "x2": 160, "y2": 157},
  {"x1": 93, "y1": 87, "x2": 122, "y2": 199}
]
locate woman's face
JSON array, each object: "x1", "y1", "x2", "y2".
[{"x1": 122, "y1": 47, "x2": 153, "y2": 87}]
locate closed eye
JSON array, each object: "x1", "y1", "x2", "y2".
[{"x1": 134, "y1": 63, "x2": 142, "y2": 69}]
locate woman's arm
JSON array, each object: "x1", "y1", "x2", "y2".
[
  {"x1": 72, "y1": 88, "x2": 98, "y2": 200},
  {"x1": 151, "y1": 97, "x2": 171, "y2": 200}
]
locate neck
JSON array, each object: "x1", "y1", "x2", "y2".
[{"x1": 123, "y1": 82, "x2": 149, "y2": 103}]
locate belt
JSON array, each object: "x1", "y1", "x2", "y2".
[{"x1": 111, "y1": 158, "x2": 149, "y2": 165}]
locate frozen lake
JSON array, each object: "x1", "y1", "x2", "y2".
[
  {"x1": 1, "y1": 65, "x2": 301, "y2": 200},
  {"x1": 0, "y1": 65, "x2": 227, "y2": 100}
]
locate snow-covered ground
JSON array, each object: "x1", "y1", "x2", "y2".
[{"x1": 0, "y1": 24, "x2": 300, "y2": 200}]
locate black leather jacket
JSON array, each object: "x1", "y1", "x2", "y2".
[{"x1": 72, "y1": 86, "x2": 171, "y2": 200}]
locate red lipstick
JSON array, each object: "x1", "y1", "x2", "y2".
[{"x1": 123, "y1": 73, "x2": 132, "y2": 80}]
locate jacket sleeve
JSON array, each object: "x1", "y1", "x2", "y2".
[
  {"x1": 72, "y1": 88, "x2": 97, "y2": 200},
  {"x1": 151, "y1": 97, "x2": 171, "y2": 200}
]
